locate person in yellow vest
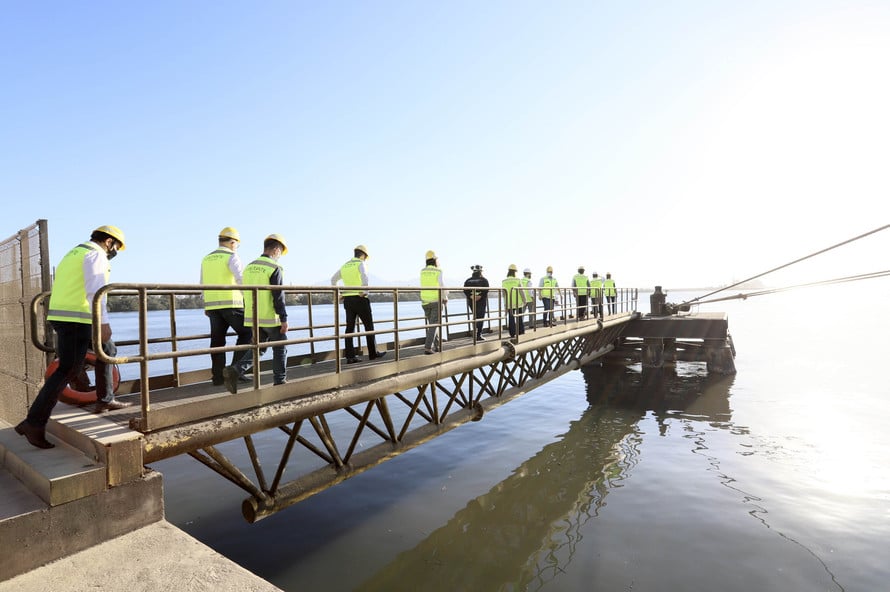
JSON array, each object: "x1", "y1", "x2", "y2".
[
  {"x1": 201, "y1": 226, "x2": 252, "y2": 387},
  {"x1": 15, "y1": 225, "x2": 131, "y2": 449},
  {"x1": 604, "y1": 272, "x2": 617, "y2": 315},
  {"x1": 521, "y1": 268, "x2": 535, "y2": 329},
  {"x1": 590, "y1": 271, "x2": 604, "y2": 319},
  {"x1": 502, "y1": 264, "x2": 526, "y2": 338},
  {"x1": 420, "y1": 250, "x2": 447, "y2": 354},
  {"x1": 538, "y1": 266, "x2": 559, "y2": 327},
  {"x1": 331, "y1": 244, "x2": 385, "y2": 364},
  {"x1": 224, "y1": 234, "x2": 289, "y2": 393},
  {"x1": 573, "y1": 265, "x2": 590, "y2": 320}
]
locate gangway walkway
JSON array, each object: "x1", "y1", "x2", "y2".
[{"x1": 28, "y1": 282, "x2": 641, "y2": 521}]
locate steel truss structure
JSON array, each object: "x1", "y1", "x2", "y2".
[{"x1": 180, "y1": 319, "x2": 630, "y2": 522}]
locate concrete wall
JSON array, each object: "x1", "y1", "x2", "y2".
[
  {"x1": 0, "y1": 220, "x2": 51, "y2": 425},
  {"x1": 0, "y1": 469, "x2": 164, "y2": 581}
]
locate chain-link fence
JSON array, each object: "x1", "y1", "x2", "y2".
[{"x1": 0, "y1": 219, "x2": 51, "y2": 423}]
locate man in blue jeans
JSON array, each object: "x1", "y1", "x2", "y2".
[{"x1": 225, "y1": 234, "x2": 290, "y2": 393}]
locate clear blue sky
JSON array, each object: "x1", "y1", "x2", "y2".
[{"x1": 3, "y1": 1, "x2": 888, "y2": 290}]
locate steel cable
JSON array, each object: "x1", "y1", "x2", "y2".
[{"x1": 682, "y1": 224, "x2": 890, "y2": 307}]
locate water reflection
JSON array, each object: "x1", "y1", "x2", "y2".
[{"x1": 357, "y1": 363, "x2": 734, "y2": 591}]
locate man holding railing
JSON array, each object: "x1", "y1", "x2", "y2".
[{"x1": 420, "y1": 250, "x2": 447, "y2": 354}]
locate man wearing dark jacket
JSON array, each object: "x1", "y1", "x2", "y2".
[{"x1": 463, "y1": 265, "x2": 489, "y2": 340}]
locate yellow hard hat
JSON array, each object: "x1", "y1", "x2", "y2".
[
  {"x1": 355, "y1": 244, "x2": 369, "y2": 257},
  {"x1": 425, "y1": 250, "x2": 437, "y2": 259},
  {"x1": 218, "y1": 226, "x2": 240, "y2": 242},
  {"x1": 266, "y1": 233, "x2": 288, "y2": 255},
  {"x1": 546, "y1": 266, "x2": 553, "y2": 273},
  {"x1": 94, "y1": 225, "x2": 126, "y2": 250},
  {"x1": 508, "y1": 264, "x2": 518, "y2": 271}
]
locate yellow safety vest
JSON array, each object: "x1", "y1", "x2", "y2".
[
  {"x1": 603, "y1": 278, "x2": 616, "y2": 297},
  {"x1": 502, "y1": 276, "x2": 524, "y2": 309},
  {"x1": 420, "y1": 265, "x2": 442, "y2": 304},
  {"x1": 520, "y1": 277, "x2": 532, "y2": 301},
  {"x1": 590, "y1": 278, "x2": 603, "y2": 298},
  {"x1": 47, "y1": 242, "x2": 106, "y2": 324},
  {"x1": 541, "y1": 276, "x2": 557, "y2": 299},
  {"x1": 339, "y1": 258, "x2": 363, "y2": 297},
  {"x1": 573, "y1": 274, "x2": 589, "y2": 296},
  {"x1": 201, "y1": 247, "x2": 244, "y2": 310},
  {"x1": 243, "y1": 256, "x2": 283, "y2": 327}
]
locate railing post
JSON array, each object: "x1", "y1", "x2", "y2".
[
  {"x1": 168, "y1": 293, "x2": 179, "y2": 386},
  {"x1": 138, "y1": 286, "x2": 150, "y2": 423},
  {"x1": 393, "y1": 288, "x2": 400, "y2": 361},
  {"x1": 333, "y1": 287, "x2": 341, "y2": 372}
]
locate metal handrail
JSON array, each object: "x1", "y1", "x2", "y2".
[{"x1": 30, "y1": 282, "x2": 638, "y2": 424}]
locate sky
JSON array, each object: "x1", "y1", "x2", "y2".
[{"x1": 3, "y1": 1, "x2": 889, "y2": 291}]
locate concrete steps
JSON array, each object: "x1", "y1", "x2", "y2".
[
  {"x1": 0, "y1": 468, "x2": 45, "y2": 521},
  {"x1": 47, "y1": 402, "x2": 144, "y2": 487},
  {"x1": 0, "y1": 421, "x2": 106, "y2": 506},
  {"x1": 0, "y1": 416, "x2": 162, "y2": 582}
]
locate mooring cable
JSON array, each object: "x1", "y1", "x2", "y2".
[
  {"x1": 687, "y1": 269, "x2": 890, "y2": 305},
  {"x1": 682, "y1": 224, "x2": 890, "y2": 307}
]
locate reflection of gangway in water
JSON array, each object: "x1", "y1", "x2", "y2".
[{"x1": 356, "y1": 364, "x2": 735, "y2": 591}]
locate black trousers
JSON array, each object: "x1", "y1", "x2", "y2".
[
  {"x1": 207, "y1": 308, "x2": 252, "y2": 382},
  {"x1": 27, "y1": 321, "x2": 91, "y2": 427},
  {"x1": 343, "y1": 295, "x2": 379, "y2": 358},
  {"x1": 467, "y1": 298, "x2": 487, "y2": 337}
]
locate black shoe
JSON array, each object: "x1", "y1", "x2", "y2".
[
  {"x1": 424, "y1": 349, "x2": 434, "y2": 355},
  {"x1": 94, "y1": 399, "x2": 134, "y2": 413},
  {"x1": 476, "y1": 335, "x2": 485, "y2": 341},
  {"x1": 273, "y1": 380, "x2": 287, "y2": 386},
  {"x1": 15, "y1": 421, "x2": 55, "y2": 449},
  {"x1": 370, "y1": 351, "x2": 386, "y2": 360},
  {"x1": 212, "y1": 378, "x2": 225, "y2": 386},
  {"x1": 223, "y1": 366, "x2": 239, "y2": 394},
  {"x1": 346, "y1": 357, "x2": 359, "y2": 364}
]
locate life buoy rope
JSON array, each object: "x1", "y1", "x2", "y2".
[{"x1": 45, "y1": 350, "x2": 121, "y2": 406}]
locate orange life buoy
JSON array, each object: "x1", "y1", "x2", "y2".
[{"x1": 45, "y1": 350, "x2": 121, "y2": 406}]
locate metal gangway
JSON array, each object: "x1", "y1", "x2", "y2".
[{"x1": 30, "y1": 283, "x2": 639, "y2": 521}]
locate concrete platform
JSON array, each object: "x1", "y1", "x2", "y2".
[
  {"x1": 0, "y1": 519, "x2": 283, "y2": 592},
  {"x1": 0, "y1": 424, "x2": 106, "y2": 506}
]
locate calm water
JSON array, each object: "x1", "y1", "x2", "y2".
[{"x1": 141, "y1": 284, "x2": 890, "y2": 592}]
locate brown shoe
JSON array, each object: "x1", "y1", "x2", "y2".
[
  {"x1": 14, "y1": 421, "x2": 55, "y2": 449},
  {"x1": 94, "y1": 400, "x2": 134, "y2": 413}
]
